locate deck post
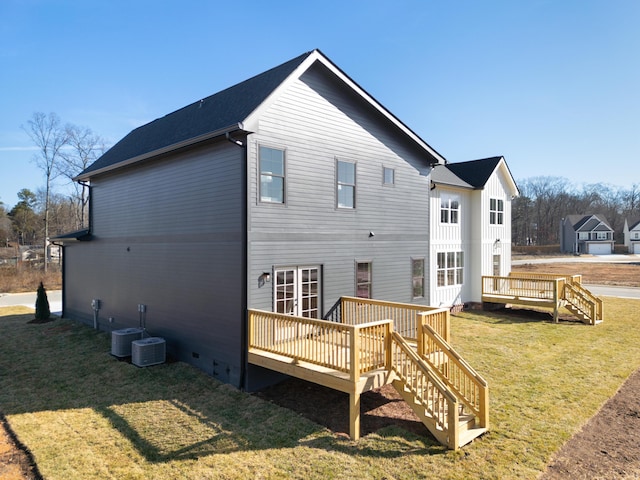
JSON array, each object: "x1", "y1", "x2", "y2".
[
  {"x1": 553, "y1": 279, "x2": 560, "y2": 323},
  {"x1": 349, "y1": 391, "x2": 361, "y2": 441}
]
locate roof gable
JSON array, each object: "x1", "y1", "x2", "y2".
[
  {"x1": 78, "y1": 49, "x2": 446, "y2": 180},
  {"x1": 570, "y1": 214, "x2": 613, "y2": 232}
]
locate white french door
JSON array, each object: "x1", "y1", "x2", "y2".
[{"x1": 274, "y1": 266, "x2": 321, "y2": 318}]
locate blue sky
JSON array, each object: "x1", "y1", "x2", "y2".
[{"x1": 1, "y1": 0, "x2": 638, "y2": 208}]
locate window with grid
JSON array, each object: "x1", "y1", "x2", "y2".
[
  {"x1": 440, "y1": 195, "x2": 460, "y2": 224},
  {"x1": 337, "y1": 160, "x2": 356, "y2": 208},
  {"x1": 356, "y1": 262, "x2": 371, "y2": 298},
  {"x1": 259, "y1": 146, "x2": 285, "y2": 203},
  {"x1": 436, "y1": 251, "x2": 464, "y2": 287},
  {"x1": 489, "y1": 198, "x2": 504, "y2": 225}
]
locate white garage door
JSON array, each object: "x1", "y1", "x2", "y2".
[
  {"x1": 588, "y1": 243, "x2": 611, "y2": 255},
  {"x1": 634, "y1": 243, "x2": 640, "y2": 254}
]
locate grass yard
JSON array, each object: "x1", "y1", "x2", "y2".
[{"x1": 1, "y1": 298, "x2": 640, "y2": 479}]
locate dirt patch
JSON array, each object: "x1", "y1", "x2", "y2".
[
  {"x1": 0, "y1": 414, "x2": 42, "y2": 480},
  {"x1": 512, "y1": 262, "x2": 640, "y2": 288},
  {"x1": 541, "y1": 369, "x2": 640, "y2": 479},
  {"x1": 255, "y1": 379, "x2": 429, "y2": 439}
]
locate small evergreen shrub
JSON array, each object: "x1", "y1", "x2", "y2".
[{"x1": 35, "y1": 282, "x2": 51, "y2": 321}]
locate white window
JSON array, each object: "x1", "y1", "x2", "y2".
[
  {"x1": 597, "y1": 231, "x2": 609, "y2": 240},
  {"x1": 634, "y1": 232, "x2": 639, "y2": 239},
  {"x1": 578, "y1": 232, "x2": 589, "y2": 240},
  {"x1": 490, "y1": 198, "x2": 504, "y2": 225},
  {"x1": 383, "y1": 167, "x2": 395, "y2": 185},
  {"x1": 356, "y1": 262, "x2": 371, "y2": 298},
  {"x1": 337, "y1": 160, "x2": 356, "y2": 208},
  {"x1": 437, "y1": 251, "x2": 464, "y2": 287},
  {"x1": 259, "y1": 146, "x2": 285, "y2": 203},
  {"x1": 440, "y1": 195, "x2": 460, "y2": 224},
  {"x1": 412, "y1": 258, "x2": 424, "y2": 298}
]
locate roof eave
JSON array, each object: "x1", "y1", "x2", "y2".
[{"x1": 74, "y1": 123, "x2": 246, "y2": 181}]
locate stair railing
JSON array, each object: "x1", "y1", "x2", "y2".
[
  {"x1": 417, "y1": 319, "x2": 489, "y2": 429},
  {"x1": 563, "y1": 283, "x2": 603, "y2": 325},
  {"x1": 389, "y1": 331, "x2": 459, "y2": 449}
]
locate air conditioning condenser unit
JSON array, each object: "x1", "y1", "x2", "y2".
[
  {"x1": 132, "y1": 337, "x2": 166, "y2": 367},
  {"x1": 111, "y1": 328, "x2": 144, "y2": 357}
]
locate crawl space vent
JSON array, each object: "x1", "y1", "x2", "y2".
[
  {"x1": 111, "y1": 328, "x2": 144, "y2": 357},
  {"x1": 132, "y1": 337, "x2": 166, "y2": 367}
]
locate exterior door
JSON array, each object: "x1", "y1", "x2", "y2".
[{"x1": 274, "y1": 266, "x2": 320, "y2": 318}]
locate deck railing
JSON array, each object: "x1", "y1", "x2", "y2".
[
  {"x1": 248, "y1": 309, "x2": 392, "y2": 379},
  {"x1": 509, "y1": 272, "x2": 582, "y2": 285},
  {"x1": 417, "y1": 320, "x2": 489, "y2": 429},
  {"x1": 390, "y1": 331, "x2": 459, "y2": 449},
  {"x1": 482, "y1": 276, "x2": 564, "y2": 302},
  {"x1": 339, "y1": 296, "x2": 450, "y2": 343}
]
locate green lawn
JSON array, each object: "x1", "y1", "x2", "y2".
[{"x1": 1, "y1": 298, "x2": 639, "y2": 479}]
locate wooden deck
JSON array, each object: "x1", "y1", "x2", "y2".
[
  {"x1": 481, "y1": 273, "x2": 603, "y2": 324},
  {"x1": 248, "y1": 297, "x2": 488, "y2": 449}
]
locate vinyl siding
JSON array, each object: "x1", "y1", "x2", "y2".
[
  {"x1": 246, "y1": 64, "x2": 434, "y2": 320},
  {"x1": 429, "y1": 186, "x2": 472, "y2": 307},
  {"x1": 64, "y1": 140, "x2": 246, "y2": 387}
]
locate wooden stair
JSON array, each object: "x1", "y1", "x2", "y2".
[
  {"x1": 562, "y1": 283, "x2": 604, "y2": 325},
  {"x1": 389, "y1": 331, "x2": 488, "y2": 449},
  {"x1": 392, "y1": 378, "x2": 487, "y2": 448}
]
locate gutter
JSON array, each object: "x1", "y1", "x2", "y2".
[{"x1": 74, "y1": 123, "x2": 246, "y2": 181}]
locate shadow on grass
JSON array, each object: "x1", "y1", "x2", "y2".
[
  {"x1": 466, "y1": 307, "x2": 588, "y2": 326},
  {"x1": 0, "y1": 312, "x2": 440, "y2": 465}
]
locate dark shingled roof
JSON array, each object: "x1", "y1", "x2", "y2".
[
  {"x1": 567, "y1": 214, "x2": 613, "y2": 231},
  {"x1": 440, "y1": 156, "x2": 503, "y2": 189},
  {"x1": 80, "y1": 51, "x2": 313, "y2": 177}
]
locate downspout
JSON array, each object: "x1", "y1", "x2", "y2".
[
  {"x1": 226, "y1": 132, "x2": 249, "y2": 390},
  {"x1": 50, "y1": 239, "x2": 65, "y2": 318}
]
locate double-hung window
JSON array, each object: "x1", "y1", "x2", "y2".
[
  {"x1": 412, "y1": 258, "x2": 424, "y2": 298},
  {"x1": 440, "y1": 194, "x2": 459, "y2": 224},
  {"x1": 337, "y1": 160, "x2": 356, "y2": 208},
  {"x1": 436, "y1": 252, "x2": 464, "y2": 287},
  {"x1": 259, "y1": 146, "x2": 285, "y2": 203},
  {"x1": 490, "y1": 198, "x2": 504, "y2": 225}
]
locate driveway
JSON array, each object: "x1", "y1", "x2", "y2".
[
  {"x1": 512, "y1": 254, "x2": 639, "y2": 265},
  {"x1": 512, "y1": 254, "x2": 640, "y2": 300},
  {"x1": 0, "y1": 290, "x2": 62, "y2": 314}
]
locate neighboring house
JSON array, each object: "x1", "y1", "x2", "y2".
[
  {"x1": 560, "y1": 214, "x2": 614, "y2": 254},
  {"x1": 53, "y1": 49, "x2": 448, "y2": 391},
  {"x1": 429, "y1": 157, "x2": 519, "y2": 307},
  {"x1": 623, "y1": 217, "x2": 640, "y2": 254}
]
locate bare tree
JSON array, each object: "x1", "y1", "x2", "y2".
[
  {"x1": 60, "y1": 124, "x2": 106, "y2": 228},
  {"x1": 23, "y1": 112, "x2": 69, "y2": 272}
]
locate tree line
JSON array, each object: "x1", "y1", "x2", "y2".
[
  {"x1": 513, "y1": 176, "x2": 640, "y2": 247},
  {"x1": 0, "y1": 112, "x2": 105, "y2": 271}
]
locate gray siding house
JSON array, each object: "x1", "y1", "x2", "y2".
[
  {"x1": 560, "y1": 214, "x2": 614, "y2": 254},
  {"x1": 55, "y1": 50, "x2": 446, "y2": 390}
]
